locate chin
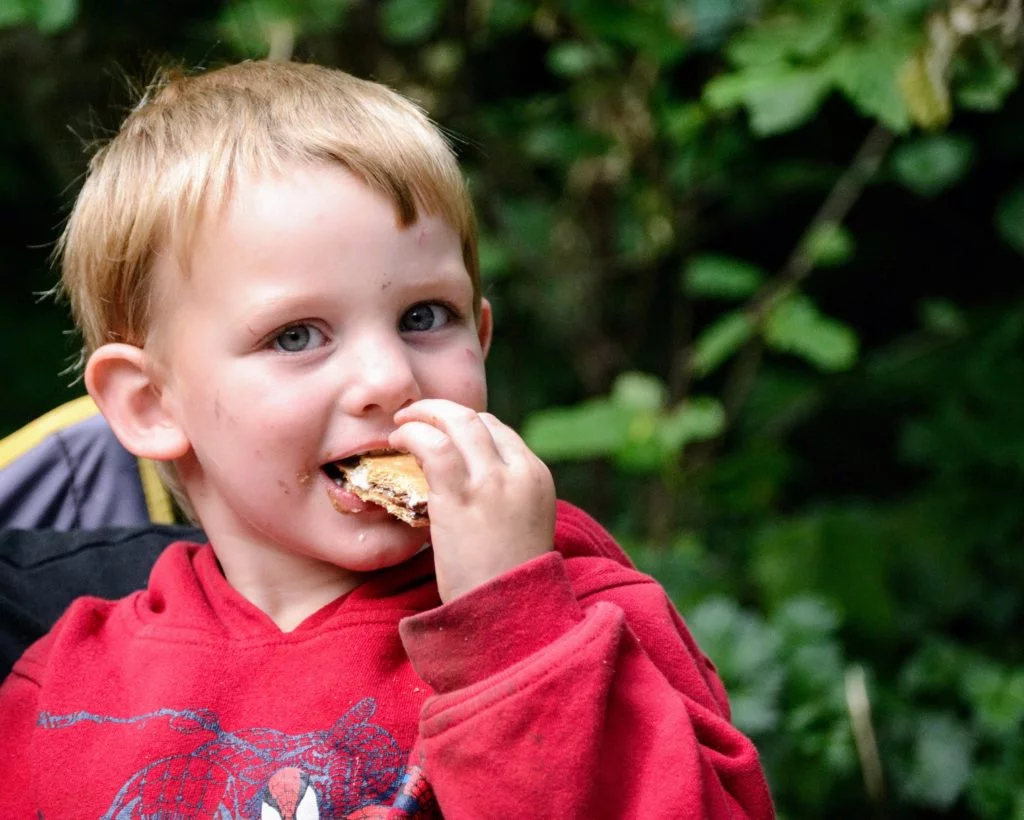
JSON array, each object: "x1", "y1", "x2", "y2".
[{"x1": 326, "y1": 525, "x2": 428, "y2": 573}]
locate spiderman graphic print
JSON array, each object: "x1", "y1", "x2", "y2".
[{"x1": 38, "y1": 697, "x2": 439, "y2": 819}]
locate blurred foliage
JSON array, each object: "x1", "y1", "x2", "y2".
[{"x1": 2, "y1": 0, "x2": 1024, "y2": 815}]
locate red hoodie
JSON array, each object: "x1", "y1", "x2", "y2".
[{"x1": 0, "y1": 501, "x2": 773, "y2": 819}]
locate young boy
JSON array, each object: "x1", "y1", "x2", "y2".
[{"x1": 0, "y1": 60, "x2": 774, "y2": 818}]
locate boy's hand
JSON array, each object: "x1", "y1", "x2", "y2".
[{"x1": 389, "y1": 399, "x2": 556, "y2": 603}]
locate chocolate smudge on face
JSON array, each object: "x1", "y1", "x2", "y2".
[{"x1": 296, "y1": 470, "x2": 313, "y2": 486}]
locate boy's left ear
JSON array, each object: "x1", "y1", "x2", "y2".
[
  {"x1": 478, "y1": 298, "x2": 494, "y2": 359},
  {"x1": 84, "y1": 343, "x2": 191, "y2": 462}
]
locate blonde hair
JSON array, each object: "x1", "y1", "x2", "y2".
[{"x1": 57, "y1": 59, "x2": 480, "y2": 520}]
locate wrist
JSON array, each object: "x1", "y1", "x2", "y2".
[
  {"x1": 437, "y1": 542, "x2": 554, "y2": 603},
  {"x1": 401, "y1": 551, "x2": 581, "y2": 692}
]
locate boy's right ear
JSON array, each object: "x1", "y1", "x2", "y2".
[{"x1": 84, "y1": 344, "x2": 190, "y2": 462}]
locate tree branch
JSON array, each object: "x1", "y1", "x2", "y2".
[
  {"x1": 752, "y1": 123, "x2": 895, "y2": 323},
  {"x1": 722, "y1": 123, "x2": 896, "y2": 424}
]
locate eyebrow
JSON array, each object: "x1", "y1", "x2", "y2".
[
  {"x1": 388, "y1": 268, "x2": 474, "y2": 298},
  {"x1": 235, "y1": 268, "x2": 473, "y2": 323},
  {"x1": 232, "y1": 289, "x2": 326, "y2": 330}
]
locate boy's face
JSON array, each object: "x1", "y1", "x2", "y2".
[{"x1": 150, "y1": 162, "x2": 492, "y2": 583}]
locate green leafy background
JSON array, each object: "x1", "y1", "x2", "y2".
[{"x1": 2, "y1": 0, "x2": 1024, "y2": 815}]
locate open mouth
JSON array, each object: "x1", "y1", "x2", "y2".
[
  {"x1": 321, "y1": 449, "x2": 397, "y2": 485},
  {"x1": 322, "y1": 450, "x2": 429, "y2": 527}
]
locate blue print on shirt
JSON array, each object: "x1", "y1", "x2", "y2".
[{"x1": 38, "y1": 697, "x2": 417, "y2": 818}]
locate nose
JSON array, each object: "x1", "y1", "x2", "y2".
[{"x1": 338, "y1": 333, "x2": 421, "y2": 417}]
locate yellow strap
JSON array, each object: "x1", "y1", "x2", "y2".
[
  {"x1": 0, "y1": 394, "x2": 177, "y2": 525},
  {"x1": 0, "y1": 394, "x2": 100, "y2": 470},
  {"x1": 137, "y1": 458, "x2": 176, "y2": 524}
]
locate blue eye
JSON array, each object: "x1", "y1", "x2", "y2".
[
  {"x1": 272, "y1": 324, "x2": 325, "y2": 352},
  {"x1": 400, "y1": 303, "x2": 451, "y2": 333}
]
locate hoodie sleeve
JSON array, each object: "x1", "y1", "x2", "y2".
[{"x1": 398, "y1": 505, "x2": 774, "y2": 820}]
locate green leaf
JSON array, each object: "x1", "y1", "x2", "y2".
[
  {"x1": 919, "y1": 299, "x2": 967, "y2": 338},
  {"x1": 892, "y1": 134, "x2": 974, "y2": 198},
  {"x1": 829, "y1": 39, "x2": 914, "y2": 133},
  {"x1": 954, "y1": 39, "x2": 1018, "y2": 112},
  {"x1": 522, "y1": 399, "x2": 629, "y2": 461},
  {"x1": 34, "y1": 0, "x2": 76, "y2": 32},
  {"x1": 705, "y1": 66, "x2": 832, "y2": 135},
  {"x1": 962, "y1": 663, "x2": 1024, "y2": 735},
  {"x1": 616, "y1": 412, "x2": 670, "y2": 473},
  {"x1": 380, "y1": 0, "x2": 446, "y2": 43},
  {"x1": 764, "y1": 296, "x2": 858, "y2": 372},
  {"x1": 687, "y1": 598, "x2": 780, "y2": 678},
  {"x1": 803, "y1": 222, "x2": 854, "y2": 267},
  {"x1": 608, "y1": 373, "x2": 674, "y2": 473},
  {"x1": 659, "y1": 397, "x2": 726, "y2": 452},
  {"x1": 0, "y1": 0, "x2": 30, "y2": 28},
  {"x1": 904, "y1": 713, "x2": 976, "y2": 808},
  {"x1": 525, "y1": 375, "x2": 721, "y2": 470},
  {"x1": 691, "y1": 311, "x2": 755, "y2": 376},
  {"x1": 547, "y1": 41, "x2": 609, "y2": 78},
  {"x1": 685, "y1": 0, "x2": 753, "y2": 48},
  {"x1": 661, "y1": 103, "x2": 708, "y2": 146},
  {"x1": 683, "y1": 254, "x2": 764, "y2": 299},
  {"x1": 775, "y1": 595, "x2": 842, "y2": 643},
  {"x1": 726, "y1": 5, "x2": 843, "y2": 68},
  {"x1": 611, "y1": 371, "x2": 665, "y2": 413},
  {"x1": 996, "y1": 186, "x2": 1024, "y2": 256}
]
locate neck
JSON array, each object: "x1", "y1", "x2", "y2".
[{"x1": 212, "y1": 538, "x2": 363, "y2": 632}]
